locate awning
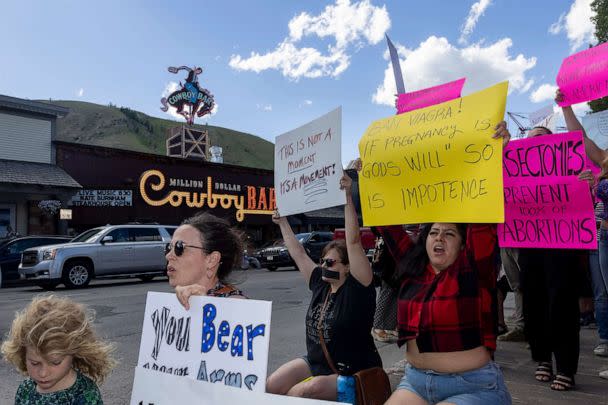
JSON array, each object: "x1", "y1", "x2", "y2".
[{"x1": 0, "y1": 159, "x2": 81, "y2": 189}]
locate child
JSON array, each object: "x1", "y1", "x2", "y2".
[{"x1": 1, "y1": 295, "x2": 116, "y2": 404}]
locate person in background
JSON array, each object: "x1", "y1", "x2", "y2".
[
  {"x1": 497, "y1": 248, "x2": 526, "y2": 342},
  {"x1": 371, "y1": 233, "x2": 399, "y2": 343},
  {"x1": 1, "y1": 295, "x2": 116, "y2": 404},
  {"x1": 558, "y1": 89, "x2": 608, "y2": 374},
  {"x1": 166, "y1": 212, "x2": 246, "y2": 309},
  {"x1": 266, "y1": 173, "x2": 381, "y2": 401}
]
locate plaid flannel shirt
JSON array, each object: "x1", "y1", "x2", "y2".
[{"x1": 378, "y1": 224, "x2": 498, "y2": 353}]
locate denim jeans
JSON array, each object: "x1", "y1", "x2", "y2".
[
  {"x1": 396, "y1": 362, "x2": 511, "y2": 405},
  {"x1": 594, "y1": 230, "x2": 608, "y2": 342}
]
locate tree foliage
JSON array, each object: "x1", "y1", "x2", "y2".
[{"x1": 589, "y1": 0, "x2": 608, "y2": 112}]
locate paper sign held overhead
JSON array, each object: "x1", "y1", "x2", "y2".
[
  {"x1": 358, "y1": 81, "x2": 508, "y2": 226},
  {"x1": 582, "y1": 108, "x2": 608, "y2": 150},
  {"x1": 275, "y1": 107, "x2": 345, "y2": 217},
  {"x1": 497, "y1": 131, "x2": 596, "y2": 249},
  {"x1": 556, "y1": 42, "x2": 608, "y2": 107},
  {"x1": 397, "y1": 78, "x2": 466, "y2": 114}
]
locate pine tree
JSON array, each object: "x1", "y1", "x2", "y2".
[{"x1": 589, "y1": 0, "x2": 608, "y2": 112}]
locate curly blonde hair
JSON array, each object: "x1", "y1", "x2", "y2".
[{"x1": 1, "y1": 295, "x2": 117, "y2": 384}]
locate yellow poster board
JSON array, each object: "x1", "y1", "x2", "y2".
[{"x1": 358, "y1": 81, "x2": 508, "y2": 226}]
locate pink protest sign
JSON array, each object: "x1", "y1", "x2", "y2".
[
  {"x1": 498, "y1": 131, "x2": 596, "y2": 249},
  {"x1": 397, "y1": 78, "x2": 465, "y2": 114},
  {"x1": 556, "y1": 42, "x2": 608, "y2": 107}
]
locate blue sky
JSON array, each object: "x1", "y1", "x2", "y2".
[{"x1": 0, "y1": 0, "x2": 598, "y2": 165}]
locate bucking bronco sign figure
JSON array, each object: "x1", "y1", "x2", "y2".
[{"x1": 160, "y1": 66, "x2": 215, "y2": 125}]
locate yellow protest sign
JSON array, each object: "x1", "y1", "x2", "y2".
[{"x1": 358, "y1": 81, "x2": 508, "y2": 226}]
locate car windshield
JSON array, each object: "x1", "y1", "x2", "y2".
[
  {"x1": 70, "y1": 228, "x2": 104, "y2": 243},
  {"x1": 295, "y1": 233, "x2": 310, "y2": 243}
]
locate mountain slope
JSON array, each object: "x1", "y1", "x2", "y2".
[{"x1": 42, "y1": 100, "x2": 274, "y2": 170}]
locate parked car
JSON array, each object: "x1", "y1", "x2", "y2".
[
  {"x1": 19, "y1": 224, "x2": 177, "y2": 289},
  {"x1": 0, "y1": 236, "x2": 72, "y2": 287},
  {"x1": 333, "y1": 227, "x2": 377, "y2": 261},
  {"x1": 254, "y1": 231, "x2": 333, "y2": 271}
]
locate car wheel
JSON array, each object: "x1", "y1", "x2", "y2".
[
  {"x1": 267, "y1": 266, "x2": 277, "y2": 272},
  {"x1": 62, "y1": 260, "x2": 92, "y2": 289},
  {"x1": 139, "y1": 275, "x2": 155, "y2": 282}
]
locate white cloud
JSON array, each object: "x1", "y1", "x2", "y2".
[
  {"x1": 459, "y1": 0, "x2": 492, "y2": 45},
  {"x1": 77, "y1": 88, "x2": 84, "y2": 97},
  {"x1": 229, "y1": 0, "x2": 390, "y2": 79},
  {"x1": 372, "y1": 36, "x2": 537, "y2": 106},
  {"x1": 530, "y1": 83, "x2": 558, "y2": 103},
  {"x1": 300, "y1": 99, "x2": 313, "y2": 107},
  {"x1": 257, "y1": 104, "x2": 273, "y2": 112},
  {"x1": 160, "y1": 81, "x2": 218, "y2": 120},
  {"x1": 549, "y1": 0, "x2": 596, "y2": 50}
]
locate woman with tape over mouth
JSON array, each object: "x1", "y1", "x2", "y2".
[{"x1": 265, "y1": 173, "x2": 382, "y2": 401}]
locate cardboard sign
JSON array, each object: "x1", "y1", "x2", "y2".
[
  {"x1": 557, "y1": 42, "x2": 608, "y2": 107},
  {"x1": 358, "y1": 81, "x2": 508, "y2": 225},
  {"x1": 131, "y1": 367, "x2": 341, "y2": 405},
  {"x1": 498, "y1": 131, "x2": 596, "y2": 249},
  {"x1": 529, "y1": 104, "x2": 554, "y2": 128},
  {"x1": 582, "y1": 108, "x2": 608, "y2": 150},
  {"x1": 136, "y1": 292, "x2": 271, "y2": 392},
  {"x1": 275, "y1": 108, "x2": 345, "y2": 216},
  {"x1": 397, "y1": 78, "x2": 465, "y2": 114}
]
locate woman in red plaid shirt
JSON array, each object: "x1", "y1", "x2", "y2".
[{"x1": 375, "y1": 122, "x2": 512, "y2": 405}]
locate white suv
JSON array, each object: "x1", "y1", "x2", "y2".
[{"x1": 19, "y1": 224, "x2": 176, "y2": 289}]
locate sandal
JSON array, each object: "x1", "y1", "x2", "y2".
[
  {"x1": 535, "y1": 362, "x2": 552, "y2": 382},
  {"x1": 550, "y1": 374, "x2": 575, "y2": 391}
]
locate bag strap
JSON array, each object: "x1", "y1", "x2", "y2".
[{"x1": 317, "y1": 287, "x2": 339, "y2": 374}]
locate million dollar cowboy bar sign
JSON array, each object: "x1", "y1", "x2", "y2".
[{"x1": 139, "y1": 169, "x2": 275, "y2": 222}]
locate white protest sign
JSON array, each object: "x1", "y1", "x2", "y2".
[
  {"x1": 131, "y1": 367, "x2": 341, "y2": 405},
  {"x1": 583, "y1": 108, "x2": 608, "y2": 150},
  {"x1": 529, "y1": 104, "x2": 554, "y2": 128},
  {"x1": 136, "y1": 292, "x2": 271, "y2": 392},
  {"x1": 275, "y1": 107, "x2": 345, "y2": 216}
]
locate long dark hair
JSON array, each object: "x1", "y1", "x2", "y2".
[{"x1": 393, "y1": 223, "x2": 467, "y2": 283}]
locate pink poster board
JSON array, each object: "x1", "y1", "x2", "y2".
[
  {"x1": 498, "y1": 131, "x2": 597, "y2": 249},
  {"x1": 557, "y1": 42, "x2": 608, "y2": 107},
  {"x1": 397, "y1": 78, "x2": 465, "y2": 114}
]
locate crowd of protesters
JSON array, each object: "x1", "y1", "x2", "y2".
[{"x1": 2, "y1": 85, "x2": 608, "y2": 405}]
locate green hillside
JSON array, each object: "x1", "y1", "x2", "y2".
[{"x1": 41, "y1": 100, "x2": 275, "y2": 170}]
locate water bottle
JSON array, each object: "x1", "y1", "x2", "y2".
[{"x1": 336, "y1": 375, "x2": 356, "y2": 404}]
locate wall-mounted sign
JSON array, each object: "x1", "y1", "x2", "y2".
[
  {"x1": 160, "y1": 66, "x2": 215, "y2": 125},
  {"x1": 139, "y1": 170, "x2": 275, "y2": 222},
  {"x1": 69, "y1": 190, "x2": 133, "y2": 207},
  {"x1": 59, "y1": 209, "x2": 72, "y2": 220}
]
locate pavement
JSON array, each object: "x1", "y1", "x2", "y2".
[{"x1": 380, "y1": 295, "x2": 608, "y2": 404}]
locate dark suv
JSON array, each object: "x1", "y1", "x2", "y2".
[
  {"x1": 0, "y1": 236, "x2": 71, "y2": 287},
  {"x1": 255, "y1": 231, "x2": 333, "y2": 271}
]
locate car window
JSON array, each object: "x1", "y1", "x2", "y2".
[
  {"x1": 6, "y1": 239, "x2": 39, "y2": 254},
  {"x1": 309, "y1": 235, "x2": 320, "y2": 243},
  {"x1": 71, "y1": 228, "x2": 104, "y2": 243},
  {"x1": 164, "y1": 227, "x2": 176, "y2": 236},
  {"x1": 130, "y1": 228, "x2": 162, "y2": 242},
  {"x1": 107, "y1": 228, "x2": 130, "y2": 243}
]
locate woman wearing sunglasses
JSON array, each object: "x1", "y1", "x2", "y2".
[
  {"x1": 265, "y1": 173, "x2": 381, "y2": 401},
  {"x1": 165, "y1": 212, "x2": 246, "y2": 309}
]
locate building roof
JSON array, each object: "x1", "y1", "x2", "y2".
[
  {"x1": 0, "y1": 159, "x2": 81, "y2": 189},
  {"x1": 0, "y1": 94, "x2": 69, "y2": 118}
]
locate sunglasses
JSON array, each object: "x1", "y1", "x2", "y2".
[
  {"x1": 165, "y1": 240, "x2": 206, "y2": 257},
  {"x1": 319, "y1": 258, "x2": 339, "y2": 268}
]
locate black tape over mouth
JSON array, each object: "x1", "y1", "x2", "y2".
[{"x1": 322, "y1": 268, "x2": 340, "y2": 280}]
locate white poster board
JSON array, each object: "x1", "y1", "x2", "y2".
[
  {"x1": 131, "y1": 367, "x2": 340, "y2": 405},
  {"x1": 274, "y1": 107, "x2": 345, "y2": 216},
  {"x1": 136, "y1": 292, "x2": 271, "y2": 392},
  {"x1": 529, "y1": 104, "x2": 554, "y2": 128},
  {"x1": 582, "y1": 109, "x2": 608, "y2": 150}
]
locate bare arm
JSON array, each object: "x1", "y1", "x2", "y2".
[
  {"x1": 272, "y1": 212, "x2": 316, "y2": 284},
  {"x1": 341, "y1": 173, "x2": 373, "y2": 286},
  {"x1": 557, "y1": 89, "x2": 607, "y2": 166}
]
